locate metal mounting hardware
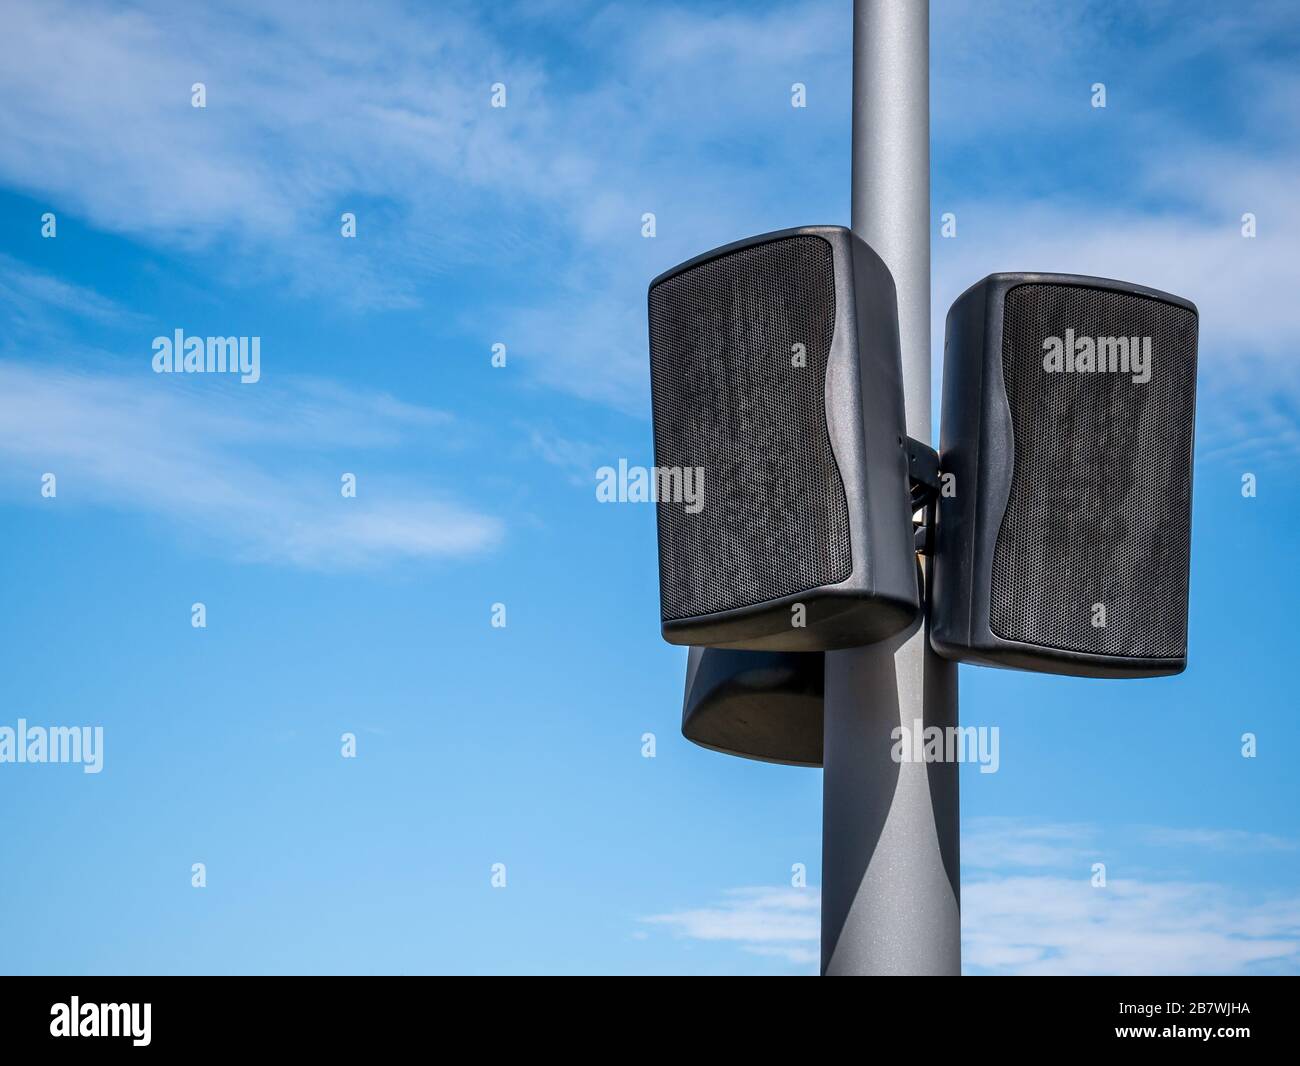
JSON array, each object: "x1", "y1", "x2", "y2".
[
  {"x1": 904, "y1": 435, "x2": 941, "y2": 509},
  {"x1": 904, "y1": 436, "x2": 941, "y2": 556}
]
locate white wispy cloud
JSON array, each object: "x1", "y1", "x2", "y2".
[
  {"x1": 524, "y1": 424, "x2": 610, "y2": 488},
  {"x1": 641, "y1": 887, "x2": 820, "y2": 966},
  {"x1": 0, "y1": 0, "x2": 559, "y2": 306},
  {"x1": 963, "y1": 875, "x2": 1300, "y2": 976},
  {"x1": 962, "y1": 816, "x2": 1099, "y2": 870},
  {"x1": 1138, "y1": 826, "x2": 1298, "y2": 852},
  {"x1": 644, "y1": 818, "x2": 1300, "y2": 974},
  {"x1": 963, "y1": 817, "x2": 1300, "y2": 974},
  {"x1": 0, "y1": 252, "x2": 143, "y2": 328},
  {"x1": 8, "y1": 0, "x2": 1296, "y2": 430},
  {"x1": 934, "y1": 0, "x2": 1300, "y2": 142},
  {"x1": 929, "y1": 164, "x2": 1300, "y2": 463},
  {"x1": 931, "y1": 182, "x2": 1300, "y2": 368},
  {"x1": 0, "y1": 0, "x2": 849, "y2": 413},
  {"x1": 0, "y1": 359, "x2": 502, "y2": 569}
]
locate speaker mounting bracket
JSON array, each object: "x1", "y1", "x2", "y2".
[
  {"x1": 904, "y1": 435, "x2": 940, "y2": 508},
  {"x1": 904, "y1": 435, "x2": 941, "y2": 555}
]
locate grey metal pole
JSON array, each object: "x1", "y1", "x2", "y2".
[{"x1": 821, "y1": 0, "x2": 961, "y2": 976}]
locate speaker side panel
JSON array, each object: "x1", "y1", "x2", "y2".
[
  {"x1": 930, "y1": 278, "x2": 995, "y2": 658},
  {"x1": 847, "y1": 234, "x2": 919, "y2": 619}
]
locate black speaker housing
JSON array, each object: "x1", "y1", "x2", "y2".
[
  {"x1": 930, "y1": 272, "x2": 1199, "y2": 678},
  {"x1": 682, "y1": 647, "x2": 823, "y2": 767},
  {"x1": 648, "y1": 226, "x2": 918, "y2": 652}
]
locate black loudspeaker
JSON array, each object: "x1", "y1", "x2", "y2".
[
  {"x1": 648, "y1": 226, "x2": 919, "y2": 652},
  {"x1": 682, "y1": 648, "x2": 824, "y2": 767},
  {"x1": 931, "y1": 273, "x2": 1199, "y2": 678}
]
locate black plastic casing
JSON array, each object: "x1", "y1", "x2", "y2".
[
  {"x1": 930, "y1": 272, "x2": 1198, "y2": 679},
  {"x1": 650, "y1": 226, "x2": 919, "y2": 652},
  {"x1": 681, "y1": 647, "x2": 824, "y2": 767}
]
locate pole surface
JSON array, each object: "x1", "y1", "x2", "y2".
[{"x1": 821, "y1": 0, "x2": 961, "y2": 976}]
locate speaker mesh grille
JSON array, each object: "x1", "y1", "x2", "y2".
[
  {"x1": 648, "y1": 236, "x2": 851, "y2": 621},
  {"x1": 991, "y1": 284, "x2": 1197, "y2": 658}
]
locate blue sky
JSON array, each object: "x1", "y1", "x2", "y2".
[{"x1": 0, "y1": 0, "x2": 1297, "y2": 975}]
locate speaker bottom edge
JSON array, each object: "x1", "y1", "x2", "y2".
[
  {"x1": 929, "y1": 631, "x2": 1186, "y2": 680},
  {"x1": 663, "y1": 590, "x2": 918, "y2": 652}
]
